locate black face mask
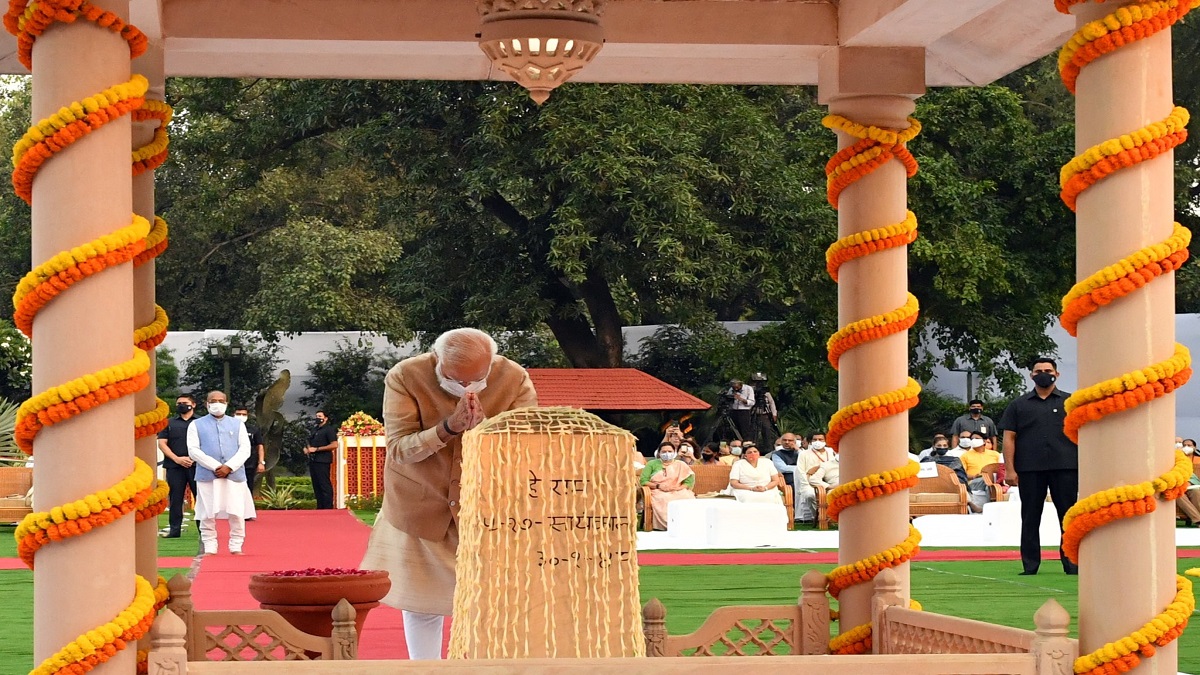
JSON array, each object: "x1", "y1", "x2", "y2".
[
  {"x1": 1032, "y1": 372, "x2": 1056, "y2": 388},
  {"x1": 933, "y1": 446, "x2": 949, "y2": 455},
  {"x1": 176, "y1": 403, "x2": 193, "y2": 415},
  {"x1": 969, "y1": 408, "x2": 983, "y2": 416}
]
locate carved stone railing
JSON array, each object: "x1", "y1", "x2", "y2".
[
  {"x1": 148, "y1": 574, "x2": 358, "y2": 673},
  {"x1": 871, "y1": 567, "x2": 1076, "y2": 672},
  {"x1": 643, "y1": 569, "x2": 831, "y2": 656}
]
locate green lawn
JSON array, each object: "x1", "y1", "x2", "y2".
[
  {"x1": 638, "y1": 557, "x2": 1200, "y2": 671},
  {"x1": 4, "y1": 516, "x2": 1200, "y2": 672}
]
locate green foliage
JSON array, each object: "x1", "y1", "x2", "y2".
[
  {"x1": 244, "y1": 218, "x2": 406, "y2": 337},
  {"x1": 156, "y1": 346, "x2": 181, "y2": 403},
  {"x1": 298, "y1": 339, "x2": 395, "y2": 426},
  {"x1": 278, "y1": 415, "x2": 320, "y2": 476},
  {"x1": 493, "y1": 329, "x2": 571, "y2": 368},
  {"x1": 276, "y1": 475, "x2": 315, "y2": 501},
  {"x1": 256, "y1": 482, "x2": 299, "y2": 510},
  {"x1": 0, "y1": 320, "x2": 30, "y2": 404},
  {"x1": 179, "y1": 333, "x2": 282, "y2": 409},
  {"x1": 0, "y1": 397, "x2": 21, "y2": 465}
]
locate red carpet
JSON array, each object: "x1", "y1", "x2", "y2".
[{"x1": 187, "y1": 510, "x2": 440, "y2": 659}]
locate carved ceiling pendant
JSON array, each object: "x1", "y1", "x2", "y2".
[{"x1": 477, "y1": 0, "x2": 606, "y2": 105}]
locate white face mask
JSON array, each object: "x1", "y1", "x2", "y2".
[
  {"x1": 660, "y1": 452, "x2": 677, "y2": 462},
  {"x1": 207, "y1": 402, "x2": 227, "y2": 417},
  {"x1": 1186, "y1": 446, "x2": 1196, "y2": 456},
  {"x1": 436, "y1": 361, "x2": 489, "y2": 398},
  {"x1": 1176, "y1": 442, "x2": 1184, "y2": 449},
  {"x1": 731, "y1": 447, "x2": 743, "y2": 456},
  {"x1": 810, "y1": 441, "x2": 826, "y2": 451},
  {"x1": 959, "y1": 438, "x2": 973, "y2": 449},
  {"x1": 970, "y1": 438, "x2": 986, "y2": 449},
  {"x1": 234, "y1": 414, "x2": 248, "y2": 423}
]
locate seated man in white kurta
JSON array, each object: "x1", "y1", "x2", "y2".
[{"x1": 187, "y1": 390, "x2": 256, "y2": 555}]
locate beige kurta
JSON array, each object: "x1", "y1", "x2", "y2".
[{"x1": 361, "y1": 352, "x2": 537, "y2": 615}]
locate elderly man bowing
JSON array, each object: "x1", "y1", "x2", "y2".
[{"x1": 361, "y1": 327, "x2": 537, "y2": 659}]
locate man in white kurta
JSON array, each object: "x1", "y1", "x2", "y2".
[{"x1": 187, "y1": 390, "x2": 255, "y2": 555}]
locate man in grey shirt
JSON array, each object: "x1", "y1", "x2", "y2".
[{"x1": 950, "y1": 399, "x2": 997, "y2": 438}]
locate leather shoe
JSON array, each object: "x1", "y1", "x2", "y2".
[
  {"x1": 1018, "y1": 571, "x2": 1038, "y2": 576},
  {"x1": 159, "y1": 532, "x2": 181, "y2": 539}
]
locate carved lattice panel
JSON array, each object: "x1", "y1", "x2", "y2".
[
  {"x1": 887, "y1": 623, "x2": 1026, "y2": 655},
  {"x1": 679, "y1": 618, "x2": 795, "y2": 656},
  {"x1": 202, "y1": 623, "x2": 315, "y2": 661}
]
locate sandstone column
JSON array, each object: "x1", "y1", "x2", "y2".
[
  {"x1": 817, "y1": 46, "x2": 925, "y2": 637},
  {"x1": 30, "y1": 2, "x2": 137, "y2": 671}
]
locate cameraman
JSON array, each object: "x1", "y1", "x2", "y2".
[
  {"x1": 748, "y1": 372, "x2": 778, "y2": 448},
  {"x1": 725, "y1": 379, "x2": 755, "y2": 442}
]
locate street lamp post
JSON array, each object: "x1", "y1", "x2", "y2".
[
  {"x1": 209, "y1": 342, "x2": 242, "y2": 401},
  {"x1": 947, "y1": 364, "x2": 978, "y2": 403}
]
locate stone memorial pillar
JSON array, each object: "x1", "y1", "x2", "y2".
[{"x1": 449, "y1": 407, "x2": 644, "y2": 659}]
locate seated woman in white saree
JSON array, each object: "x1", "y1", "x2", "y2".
[
  {"x1": 639, "y1": 441, "x2": 696, "y2": 530},
  {"x1": 729, "y1": 445, "x2": 785, "y2": 505}
]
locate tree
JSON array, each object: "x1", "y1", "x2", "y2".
[
  {"x1": 298, "y1": 339, "x2": 395, "y2": 426},
  {"x1": 178, "y1": 334, "x2": 282, "y2": 409},
  {"x1": 156, "y1": 346, "x2": 181, "y2": 403},
  {"x1": 0, "y1": 319, "x2": 30, "y2": 403}
]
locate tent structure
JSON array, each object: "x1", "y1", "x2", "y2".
[{"x1": 4, "y1": 0, "x2": 1190, "y2": 673}]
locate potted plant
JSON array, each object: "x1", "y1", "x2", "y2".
[{"x1": 248, "y1": 567, "x2": 390, "y2": 639}]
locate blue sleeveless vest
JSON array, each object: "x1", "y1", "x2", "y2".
[{"x1": 193, "y1": 414, "x2": 247, "y2": 483}]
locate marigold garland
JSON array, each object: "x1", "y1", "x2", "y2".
[
  {"x1": 10, "y1": 74, "x2": 148, "y2": 204},
  {"x1": 1059, "y1": 107, "x2": 1190, "y2": 211},
  {"x1": 12, "y1": 216, "x2": 150, "y2": 335},
  {"x1": 133, "y1": 304, "x2": 169, "y2": 351},
  {"x1": 133, "y1": 216, "x2": 168, "y2": 268},
  {"x1": 1062, "y1": 451, "x2": 1191, "y2": 564},
  {"x1": 29, "y1": 574, "x2": 156, "y2": 675},
  {"x1": 826, "y1": 524, "x2": 922, "y2": 599},
  {"x1": 822, "y1": 115, "x2": 920, "y2": 208},
  {"x1": 1052, "y1": 1, "x2": 1196, "y2": 671},
  {"x1": 827, "y1": 377, "x2": 922, "y2": 450},
  {"x1": 827, "y1": 461, "x2": 921, "y2": 521},
  {"x1": 14, "y1": 349, "x2": 151, "y2": 453},
  {"x1": 1060, "y1": 222, "x2": 1190, "y2": 335},
  {"x1": 1062, "y1": 344, "x2": 1192, "y2": 443},
  {"x1": 4, "y1": 0, "x2": 148, "y2": 69},
  {"x1": 131, "y1": 100, "x2": 171, "y2": 176},
  {"x1": 827, "y1": 294, "x2": 920, "y2": 370},
  {"x1": 15, "y1": 457, "x2": 154, "y2": 567},
  {"x1": 1057, "y1": 0, "x2": 1198, "y2": 94},
  {"x1": 825, "y1": 211, "x2": 918, "y2": 282},
  {"x1": 135, "y1": 479, "x2": 170, "y2": 523}
]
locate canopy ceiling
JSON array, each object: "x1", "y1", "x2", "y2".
[{"x1": 0, "y1": 0, "x2": 1073, "y2": 87}]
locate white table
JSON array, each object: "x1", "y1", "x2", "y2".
[{"x1": 667, "y1": 498, "x2": 788, "y2": 547}]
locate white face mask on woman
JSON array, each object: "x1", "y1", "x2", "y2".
[{"x1": 970, "y1": 438, "x2": 986, "y2": 449}]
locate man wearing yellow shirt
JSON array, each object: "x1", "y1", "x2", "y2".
[{"x1": 963, "y1": 432, "x2": 1001, "y2": 513}]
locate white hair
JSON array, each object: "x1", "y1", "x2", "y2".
[{"x1": 432, "y1": 328, "x2": 497, "y2": 369}]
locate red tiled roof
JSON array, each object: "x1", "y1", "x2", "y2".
[{"x1": 526, "y1": 368, "x2": 711, "y2": 411}]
